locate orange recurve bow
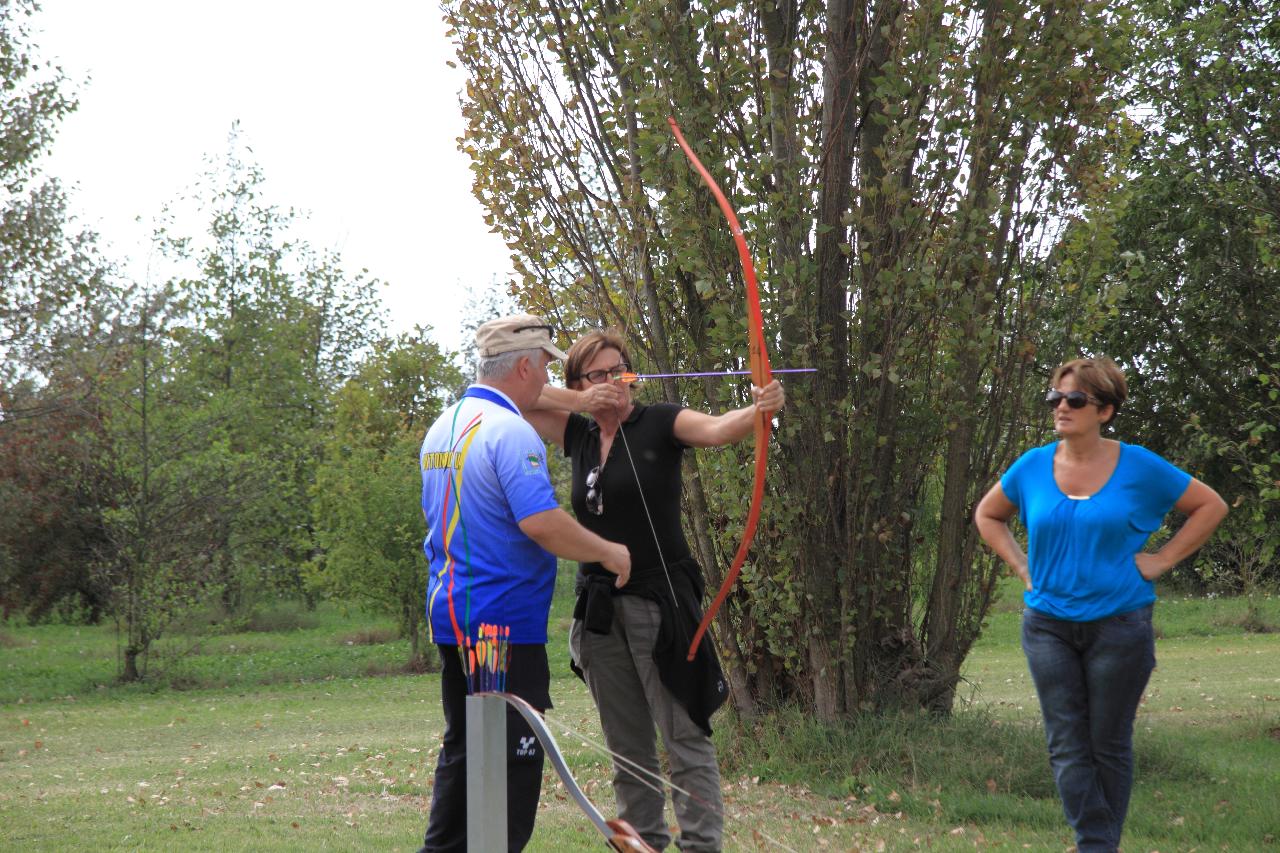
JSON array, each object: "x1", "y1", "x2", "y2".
[{"x1": 667, "y1": 116, "x2": 773, "y2": 662}]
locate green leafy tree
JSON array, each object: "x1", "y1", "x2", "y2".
[
  {"x1": 155, "y1": 129, "x2": 384, "y2": 609},
  {"x1": 1186, "y1": 370, "x2": 1279, "y2": 625},
  {"x1": 444, "y1": 0, "x2": 1128, "y2": 716},
  {"x1": 93, "y1": 289, "x2": 246, "y2": 681},
  {"x1": 310, "y1": 333, "x2": 462, "y2": 664},
  {"x1": 0, "y1": 296, "x2": 156, "y2": 635},
  {"x1": 0, "y1": 373, "x2": 111, "y2": 621},
  {"x1": 1, "y1": 1, "x2": 111, "y2": 622},
  {"x1": 1086, "y1": 0, "x2": 1279, "y2": 595},
  {"x1": 0, "y1": 0, "x2": 100, "y2": 372}
]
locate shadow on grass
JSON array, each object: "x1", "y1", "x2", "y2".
[
  {"x1": 1212, "y1": 610, "x2": 1279, "y2": 634},
  {"x1": 364, "y1": 654, "x2": 439, "y2": 677},
  {"x1": 715, "y1": 702, "x2": 1215, "y2": 832},
  {"x1": 340, "y1": 626, "x2": 400, "y2": 646}
]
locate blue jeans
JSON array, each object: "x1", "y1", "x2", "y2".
[{"x1": 1022, "y1": 605, "x2": 1155, "y2": 853}]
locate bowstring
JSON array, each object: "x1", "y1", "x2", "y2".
[
  {"x1": 608, "y1": 408, "x2": 801, "y2": 849},
  {"x1": 539, "y1": 709, "x2": 800, "y2": 853},
  {"x1": 616, "y1": 420, "x2": 680, "y2": 614}
]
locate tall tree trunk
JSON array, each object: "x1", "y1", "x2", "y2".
[
  {"x1": 923, "y1": 1, "x2": 1029, "y2": 712},
  {"x1": 795, "y1": 0, "x2": 867, "y2": 722},
  {"x1": 122, "y1": 647, "x2": 141, "y2": 682}
]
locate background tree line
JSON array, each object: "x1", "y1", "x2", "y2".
[
  {"x1": 442, "y1": 0, "x2": 1278, "y2": 720},
  {"x1": 0, "y1": 1, "x2": 463, "y2": 678},
  {"x1": 2, "y1": 0, "x2": 1276, "y2": 714}
]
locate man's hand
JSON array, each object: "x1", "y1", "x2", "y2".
[
  {"x1": 600, "y1": 542, "x2": 630, "y2": 588},
  {"x1": 518, "y1": 509, "x2": 631, "y2": 584}
]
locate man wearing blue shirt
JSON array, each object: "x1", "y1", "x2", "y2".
[{"x1": 418, "y1": 314, "x2": 631, "y2": 852}]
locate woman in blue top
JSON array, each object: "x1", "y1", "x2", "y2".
[{"x1": 974, "y1": 357, "x2": 1226, "y2": 853}]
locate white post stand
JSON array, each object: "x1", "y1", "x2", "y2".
[{"x1": 466, "y1": 693, "x2": 507, "y2": 852}]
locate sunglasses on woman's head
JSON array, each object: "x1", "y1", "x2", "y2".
[{"x1": 1045, "y1": 389, "x2": 1101, "y2": 409}]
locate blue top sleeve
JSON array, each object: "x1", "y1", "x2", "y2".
[
  {"x1": 1123, "y1": 444, "x2": 1193, "y2": 532},
  {"x1": 491, "y1": 418, "x2": 559, "y2": 523},
  {"x1": 1000, "y1": 445, "x2": 1040, "y2": 509}
]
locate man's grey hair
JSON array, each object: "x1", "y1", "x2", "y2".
[{"x1": 477, "y1": 347, "x2": 543, "y2": 381}]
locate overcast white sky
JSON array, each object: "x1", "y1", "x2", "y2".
[{"x1": 33, "y1": 0, "x2": 510, "y2": 354}]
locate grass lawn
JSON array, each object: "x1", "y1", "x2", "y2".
[{"x1": 2, "y1": 577, "x2": 1278, "y2": 851}]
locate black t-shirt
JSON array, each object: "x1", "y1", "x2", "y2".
[{"x1": 563, "y1": 403, "x2": 692, "y2": 585}]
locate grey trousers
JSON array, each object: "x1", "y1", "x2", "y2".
[{"x1": 570, "y1": 595, "x2": 724, "y2": 852}]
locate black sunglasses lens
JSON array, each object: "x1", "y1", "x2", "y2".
[{"x1": 1045, "y1": 390, "x2": 1091, "y2": 409}]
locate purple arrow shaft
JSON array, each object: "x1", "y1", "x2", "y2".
[{"x1": 630, "y1": 368, "x2": 816, "y2": 379}]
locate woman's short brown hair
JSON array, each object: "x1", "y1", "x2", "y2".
[
  {"x1": 1051, "y1": 357, "x2": 1128, "y2": 425},
  {"x1": 564, "y1": 329, "x2": 632, "y2": 387}
]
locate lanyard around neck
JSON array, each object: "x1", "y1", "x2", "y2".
[{"x1": 463, "y1": 385, "x2": 519, "y2": 416}]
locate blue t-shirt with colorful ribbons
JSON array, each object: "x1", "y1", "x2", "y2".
[
  {"x1": 1001, "y1": 441, "x2": 1191, "y2": 621},
  {"x1": 420, "y1": 385, "x2": 559, "y2": 644}
]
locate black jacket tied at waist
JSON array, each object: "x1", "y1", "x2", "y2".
[{"x1": 573, "y1": 557, "x2": 728, "y2": 735}]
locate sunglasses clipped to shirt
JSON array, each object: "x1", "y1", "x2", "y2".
[
  {"x1": 1044, "y1": 389, "x2": 1103, "y2": 410},
  {"x1": 585, "y1": 465, "x2": 604, "y2": 515}
]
